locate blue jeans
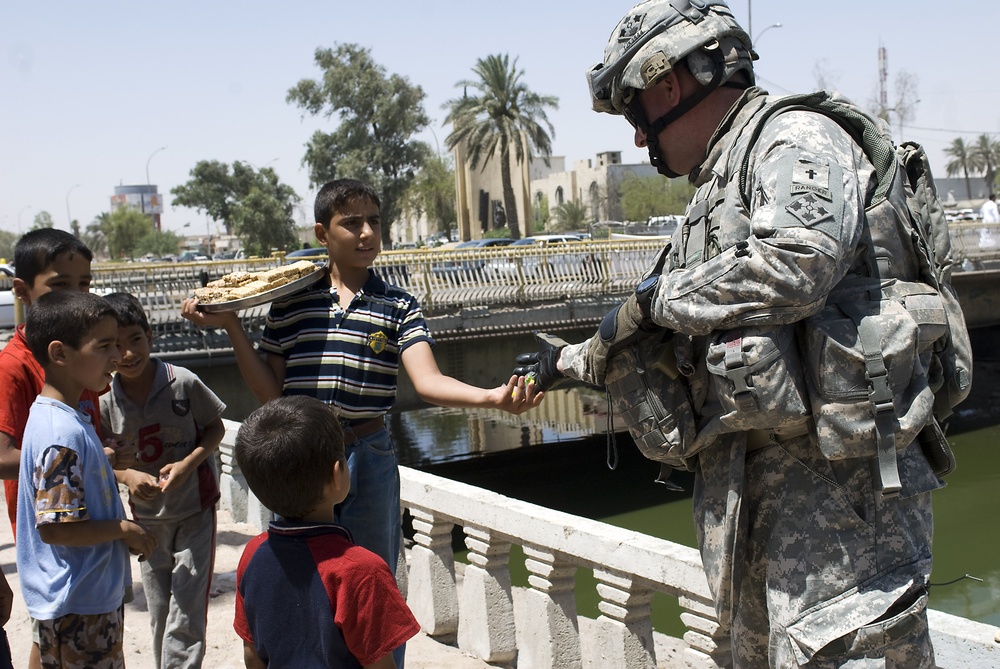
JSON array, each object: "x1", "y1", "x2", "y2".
[
  {"x1": 336, "y1": 428, "x2": 405, "y2": 667},
  {"x1": 335, "y1": 428, "x2": 402, "y2": 574}
]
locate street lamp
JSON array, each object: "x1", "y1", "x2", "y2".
[
  {"x1": 65, "y1": 184, "x2": 81, "y2": 229},
  {"x1": 146, "y1": 146, "x2": 167, "y2": 186},
  {"x1": 753, "y1": 22, "x2": 782, "y2": 46}
]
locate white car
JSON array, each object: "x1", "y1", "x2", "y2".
[{"x1": 1, "y1": 264, "x2": 15, "y2": 329}]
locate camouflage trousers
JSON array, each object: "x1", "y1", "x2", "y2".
[
  {"x1": 693, "y1": 431, "x2": 939, "y2": 668},
  {"x1": 36, "y1": 606, "x2": 124, "y2": 669}
]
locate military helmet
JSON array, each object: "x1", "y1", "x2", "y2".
[{"x1": 588, "y1": 0, "x2": 756, "y2": 116}]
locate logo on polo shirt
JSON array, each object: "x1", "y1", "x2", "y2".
[
  {"x1": 172, "y1": 400, "x2": 190, "y2": 416},
  {"x1": 368, "y1": 331, "x2": 388, "y2": 354}
]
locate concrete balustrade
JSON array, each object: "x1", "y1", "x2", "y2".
[{"x1": 217, "y1": 420, "x2": 998, "y2": 668}]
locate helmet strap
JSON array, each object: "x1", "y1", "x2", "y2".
[{"x1": 638, "y1": 48, "x2": 748, "y2": 178}]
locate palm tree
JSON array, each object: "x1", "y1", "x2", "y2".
[
  {"x1": 969, "y1": 134, "x2": 1000, "y2": 195},
  {"x1": 551, "y1": 200, "x2": 590, "y2": 232},
  {"x1": 943, "y1": 138, "x2": 975, "y2": 200},
  {"x1": 443, "y1": 54, "x2": 557, "y2": 239}
]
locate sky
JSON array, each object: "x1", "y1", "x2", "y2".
[{"x1": 2, "y1": 0, "x2": 999, "y2": 238}]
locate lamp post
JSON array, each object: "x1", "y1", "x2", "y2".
[
  {"x1": 65, "y1": 184, "x2": 81, "y2": 229},
  {"x1": 753, "y1": 22, "x2": 782, "y2": 46},
  {"x1": 146, "y1": 146, "x2": 167, "y2": 186},
  {"x1": 18, "y1": 205, "x2": 32, "y2": 235}
]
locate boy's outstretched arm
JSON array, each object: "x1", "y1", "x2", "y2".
[
  {"x1": 401, "y1": 341, "x2": 543, "y2": 415},
  {"x1": 180, "y1": 299, "x2": 284, "y2": 402}
]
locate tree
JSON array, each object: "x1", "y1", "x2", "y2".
[
  {"x1": 944, "y1": 138, "x2": 976, "y2": 200},
  {"x1": 401, "y1": 153, "x2": 456, "y2": 244},
  {"x1": 287, "y1": 44, "x2": 430, "y2": 244},
  {"x1": 105, "y1": 207, "x2": 154, "y2": 259},
  {"x1": 229, "y1": 186, "x2": 299, "y2": 256},
  {"x1": 172, "y1": 161, "x2": 300, "y2": 248},
  {"x1": 617, "y1": 174, "x2": 695, "y2": 222},
  {"x1": 31, "y1": 211, "x2": 54, "y2": 231},
  {"x1": 444, "y1": 54, "x2": 558, "y2": 240},
  {"x1": 83, "y1": 213, "x2": 110, "y2": 259},
  {"x1": 969, "y1": 134, "x2": 1000, "y2": 195},
  {"x1": 135, "y1": 229, "x2": 182, "y2": 258},
  {"x1": 888, "y1": 70, "x2": 919, "y2": 138},
  {"x1": 0, "y1": 229, "x2": 16, "y2": 261},
  {"x1": 550, "y1": 200, "x2": 590, "y2": 232}
]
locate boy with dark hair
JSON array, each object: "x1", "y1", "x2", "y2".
[
  {"x1": 182, "y1": 178, "x2": 541, "y2": 574},
  {"x1": 17, "y1": 291, "x2": 155, "y2": 668},
  {"x1": 234, "y1": 395, "x2": 419, "y2": 669},
  {"x1": 100, "y1": 292, "x2": 226, "y2": 669}
]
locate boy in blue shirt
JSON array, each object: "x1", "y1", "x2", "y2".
[
  {"x1": 101, "y1": 292, "x2": 226, "y2": 669},
  {"x1": 17, "y1": 291, "x2": 155, "y2": 668}
]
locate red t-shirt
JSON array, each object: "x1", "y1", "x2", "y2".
[
  {"x1": 235, "y1": 522, "x2": 419, "y2": 667},
  {"x1": 0, "y1": 325, "x2": 103, "y2": 535}
]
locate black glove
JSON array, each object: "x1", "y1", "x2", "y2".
[{"x1": 513, "y1": 332, "x2": 568, "y2": 391}]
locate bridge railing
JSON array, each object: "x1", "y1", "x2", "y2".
[{"x1": 216, "y1": 420, "x2": 999, "y2": 669}]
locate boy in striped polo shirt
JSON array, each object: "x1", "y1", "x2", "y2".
[{"x1": 182, "y1": 178, "x2": 542, "y2": 576}]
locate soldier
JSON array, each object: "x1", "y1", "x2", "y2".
[{"x1": 516, "y1": 1, "x2": 943, "y2": 666}]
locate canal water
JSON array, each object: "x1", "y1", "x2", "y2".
[{"x1": 189, "y1": 327, "x2": 1000, "y2": 633}]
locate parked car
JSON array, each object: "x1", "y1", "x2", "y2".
[
  {"x1": 284, "y1": 247, "x2": 328, "y2": 263},
  {"x1": 483, "y1": 235, "x2": 592, "y2": 280},
  {"x1": 431, "y1": 238, "x2": 514, "y2": 281},
  {"x1": 1, "y1": 263, "x2": 16, "y2": 329}
]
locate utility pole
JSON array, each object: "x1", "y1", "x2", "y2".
[{"x1": 878, "y1": 44, "x2": 888, "y2": 116}]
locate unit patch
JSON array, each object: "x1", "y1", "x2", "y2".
[
  {"x1": 785, "y1": 193, "x2": 834, "y2": 227},
  {"x1": 368, "y1": 331, "x2": 388, "y2": 354},
  {"x1": 791, "y1": 161, "x2": 831, "y2": 199},
  {"x1": 172, "y1": 399, "x2": 190, "y2": 417},
  {"x1": 617, "y1": 13, "x2": 646, "y2": 43}
]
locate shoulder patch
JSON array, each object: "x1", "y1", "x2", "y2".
[
  {"x1": 791, "y1": 161, "x2": 831, "y2": 200},
  {"x1": 785, "y1": 193, "x2": 834, "y2": 227}
]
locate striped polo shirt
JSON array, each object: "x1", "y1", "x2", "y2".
[{"x1": 259, "y1": 269, "x2": 434, "y2": 422}]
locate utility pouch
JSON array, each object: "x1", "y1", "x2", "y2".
[
  {"x1": 704, "y1": 324, "x2": 810, "y2": 432},
  {"x1": 604, "y1": 329, "x2": 698, "y2": 470}
]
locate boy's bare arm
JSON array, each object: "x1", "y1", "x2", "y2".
[
  {"x1": 180, "y1": 298, "x2": 284, "y2": 402},
  {"x1": 159, "y1": 416, "x2": 225, "y2": 492},
  {"x1": 364, "y1": 654, "x2": 398, "y2": 669},
  {"x1": 0, "y1": 570, "x2": 12, "y2": 625},
  {"x1": 0, "y1": 432, "x2": 19, "y2": 479},
  {"x1": 401, "y1": 341, "x2": 542, "y2": 415},
  {"x1": 38, "y1": 517, "x2": 156, "y2": 559}
]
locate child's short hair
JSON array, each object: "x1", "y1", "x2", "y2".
[
  {"x1": 104, "y1": 291, "x2": 150, "y2": 331},
  {"x1": 25, "y1": 291, "x2": 115, "y2": 366},
  {"x1": 14, "y1": 229, "x2": 93, "y2": 285},
  {"x1": 314, "y1": 179, "x2": 381, "y2": 227},
  {"x1": 235, "y1": 395, "x2": 346, "y2": 519}
]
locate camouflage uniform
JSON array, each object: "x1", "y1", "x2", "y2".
[{"x1": 562, "y1": 87, "x2": 938, "y2": 667}]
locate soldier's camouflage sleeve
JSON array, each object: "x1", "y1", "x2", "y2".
[
  {"x1": 33, "y1": 445, "x2": 89, "y2": 525},
  {"x1": 649, "y1": 111, "x2": 870, "y2": 336}
]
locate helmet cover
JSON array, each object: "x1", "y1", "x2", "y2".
[{"x1": 588, "y1": 0, "x2": 755, "y2": 115}]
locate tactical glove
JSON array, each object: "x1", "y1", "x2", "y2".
[{"x1": 513, "y1": 332, "x2": 569, "y2": 391}]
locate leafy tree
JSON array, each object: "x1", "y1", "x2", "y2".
[
  {"x1": 229, "y1": 186, "x2": 299, "y2": 256},
  {"x1": 83, "y1": 213, "x2": 110, "y2": 259},
  {"x1": 944, "y1": 138, "x2": 976, "y2": 200},
  {"x1": 617, "y1": 175, "x2": 694, "y2": 222},
  {"x1": 533, "y1": 192, "x2": 550, "y2": 231},
  {"x1": 172, "y1": 161, "x2": 300, "y2": 247},
  {"x1": 31, "y1": 211, "x2": 54, "y2": 231},
  {"x1": 105, "y1": 207, "x2": 154, "y2": 259},
  {"x1": 444, "y1": 54, "x2": 558, "y2": 240},
  {"x1": 135, "y1": 229, "x2": 182, "y2": 258},
  {"x1": 287, "y1": 44, "x2": 430, "y2": 244},
  {"x1": 969, "y1": 134, "x2": 1000, "y2": 195},
  {"x1": 0, "y1": 229, "x2": 16, "y2": 261},
  {"x1": 402, "y1": 153, "x2": 456, "y2": 244},
  {"x1": 550, "y1": 200, "x2": 590, "y2": 232}
]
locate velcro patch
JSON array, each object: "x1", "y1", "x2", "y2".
[{"x1": 785, "y1": 193, "x2": 834, "y2": 227}]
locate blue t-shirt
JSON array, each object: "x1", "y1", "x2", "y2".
[
  {"x1": 259, "y1": 269, "x2": 433, "y2": 421},
  {"x1": 16, "y1": 397, "x2": 131, "y2": 620}
]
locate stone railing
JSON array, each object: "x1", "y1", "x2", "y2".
[{"x1": 216, "y1": 420, "x2": 996, "y2": 668}]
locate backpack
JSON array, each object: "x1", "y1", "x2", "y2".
[{"x1": 737, "y1": 92, "x2": 973, "y2": 485}]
